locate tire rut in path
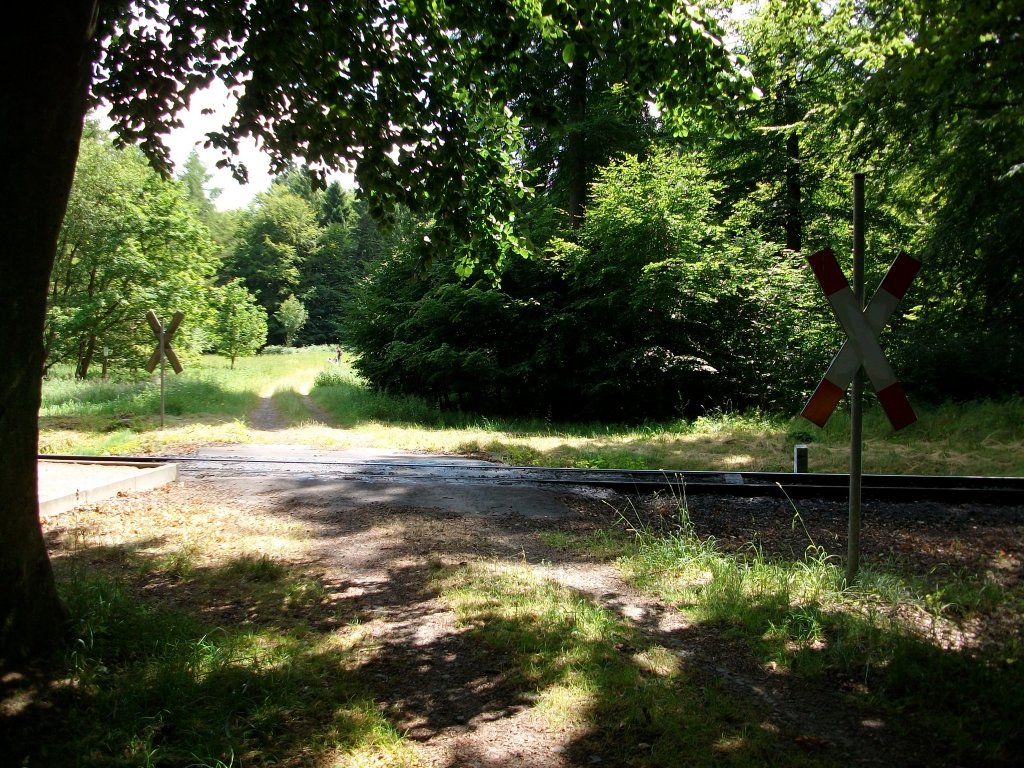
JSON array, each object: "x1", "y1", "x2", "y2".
[
  {"x1": 247, "y1": 396, "x2": 286, "y2": 431},
  {"x1": 246, "y1": 393, "x2": 336, "y2": 431}
]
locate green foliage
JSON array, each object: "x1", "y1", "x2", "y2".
[
  {"x1": 709, "y1": 0, "x2": 868, "y2": 255},
  {"x1": 436, "y1": 562, "x2": 826, "y2": 766},
  {"x1": 274, "y1": 294, "x2": 308, "y2": 347},
  {"x1": 223, "y1": 186, "x2": 320, "y2": 343},
  {"x1": 177, "y1": 151, "x2": 240, "y2": 259},
  {"x1": 347, "y1": 149, "x2": 832, "y2": 419},
  {"x1": 258, "y1": 345, "x2": 303, "y2": 356},
  {"x1": 834, "y1": 1, "x2": 1023, "y2": 400},
  {"x1": 613, "y1": 503, "x2": 1024, "y2": 766},
  {"x1": 47, "y1": 124, "x2": 221, "y2": 378},
  {"x1": 553, "y1": 149, "x2": 831, "y2": 417},
  {"x1": 90, "y1": 1, "x2": 757, "y2": 277},
  {"x1": 212, "y1": 279, "x2": 268, "y2": 368},
  {"x1": 312, "y1": 367, "x2": 456, "y2": 427},
  {"x1": 43, "y1": 0, "x2": 1024, "y2": 419},
  {"x1": 298, "y1": 195, "x2": 404, "y2": 346},
  {"x1": 688, "y1": 0, "x2": 1024, "y2": 405},
  {"x1": 177, "y1": 149, "x2": 220, "y2": 223},
  {"x1": 220, "y1": 180, "x2": 393, "y2": 350},
  {"x1": 28, "y1": 562, "x2": 414, "y2": 767}
]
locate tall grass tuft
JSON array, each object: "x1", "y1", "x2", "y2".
[{"x1": 312, "y1": 367, "x2": 453, "y2": 427}]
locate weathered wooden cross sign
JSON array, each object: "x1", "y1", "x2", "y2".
[
  {"x1": 802, "y1": 248, "x2": 921, "y2": 431},
  {"x1": 145, "y1": 310, "x2": 184, "y2": 428},
  {"x1": 145, "y1": 310, "x2": 184, "y2": 374}
]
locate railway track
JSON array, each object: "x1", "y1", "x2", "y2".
[{"x1": 39, "y1": 453, "x2": 1024, "y2": 504}]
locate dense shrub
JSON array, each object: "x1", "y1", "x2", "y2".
[{"x1": 345, "y1": 150, "x2": 838, "y2": 421}]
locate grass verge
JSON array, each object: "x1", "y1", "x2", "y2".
[
  {"x1": 605, "y1": 502, "x2": 1024, "y2": 766},
  {"x1": 40, "y1": 350, "x2": 1024, "y2": 476},
  {"x1": 2, "y1": 553, "x2": 417, "y2": 767}
]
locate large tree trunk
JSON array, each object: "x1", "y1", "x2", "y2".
[{"x1": 0, "y1": 2, "x2": 98, "y2": 663}]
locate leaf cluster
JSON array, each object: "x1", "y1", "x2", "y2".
[{"x1": 90, "y1": 1, "x2": 758, "y2": 272}]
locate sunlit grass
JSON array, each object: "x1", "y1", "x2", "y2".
[
  {"x1": 600, "y1": 496, "x2": 1024, "y2": 765},
  {"x1": 39, "y1": 349, "x2": 1024, "y2": 476},
  {"x1": 18, "y1": 494, "x2": 423, "y2": 768},
  {"x1": 433, "y1": 561, "x2": 827, "y2": 767},
  {"x1": 40, "y1": 564, "x2": 420, "y2": 768}
]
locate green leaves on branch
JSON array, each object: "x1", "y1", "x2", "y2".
[
  {"x1": 91, "y1": 0, "x2": 758, "y2": 274},
  {"x1": 274, "y1": 295, "x2": 308, "y2": 347},
  {"x1": 47, "y1": 124, "x2": 220, "y2": 377},
  {"x1": 223, "y1": 185, "x2": 320, "y2": 344},
  {"x1": 346, "y1": 149, "x2": 829, "y2": 419}
]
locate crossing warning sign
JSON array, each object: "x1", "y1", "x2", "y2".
[
  {"x1": 145, "y1": 310, "x2": 184, "y2": 375},
  {"x1": 144, "y1": 310, "x2": 184, "y2": 428},
  {"x1": 802, "y1": 248, "x2": 920, "y2": 431}
]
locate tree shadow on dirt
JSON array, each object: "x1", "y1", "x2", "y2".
[
  {"x1": 15, "y1": 506, "x2": 800, "y2": 767},
  {"x1": 24, "y1": 478, "x2": 1024, "y2": 767},
  {"x1": 188, "y1": 493, "x2": 881, "y2": 766}
]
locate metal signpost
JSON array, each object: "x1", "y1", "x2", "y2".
[
  {"x1": 145, "y1": 310, "x2": 184, "y2": 427},
  {"x1": 801, "y1": 174, "x2": 920, "y2": 582}
]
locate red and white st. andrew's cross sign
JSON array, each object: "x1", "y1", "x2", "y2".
[{"x1": 801, "y1": 248, "x2": 921, "y2": 431}]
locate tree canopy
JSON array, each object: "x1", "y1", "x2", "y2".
[
  {"x1": 1, "y1": 0, "x2": 758, "y2": 663},
  {"x1": 341, "y1": 0, "x2": 1023, "y2": 414},
  {"x1": 48, "y1": 124, "x2": 220, "y2": 378},
  {"x1": 90, "y1": 0, "x2": 757, "y2": 270},
  {"x1": 212, "y1": 278, "x2": 268, "y2": 368},
  {"x1": 224, "y1": 185, "x2": 320, "y2": 343}
]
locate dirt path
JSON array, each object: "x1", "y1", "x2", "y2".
[
  {"x1": 159, "y1": 465, "x2": 935, "y2": 767},
  {"x1": 246, "y1": 392, "x2": 336, "y2": 431},
  {"x1": 247, "y1": 395, "x2": 286, "y2": 430}
]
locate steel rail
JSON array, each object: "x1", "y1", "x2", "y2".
[{"x1": 39, "y1": 453, "x2": 1024, "y2": 504}]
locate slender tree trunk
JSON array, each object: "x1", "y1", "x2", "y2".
[
  {"x1": 785, "y1": 128, "x2": 801, "y2": 254},
  {"x1": 0, "y1": 2, "x2": 98, "y2": 663},
  {"x1": 781, "y1": 77, "x2": 802, "y2": 254},
  {"x1": 565, "y1": 49, "x2": 588, "y2": 228},
  {"x1": 77, "y1": 334, "x2": 97, "y2": 380}
]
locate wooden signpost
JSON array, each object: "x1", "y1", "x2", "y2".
[{"x1": 145, "y1": 310, "x2": 184, "y2": 427}]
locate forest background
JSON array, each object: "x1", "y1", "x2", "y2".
[{"x1": 48, "y1": 0, "x2": 1024, "y2": 425}]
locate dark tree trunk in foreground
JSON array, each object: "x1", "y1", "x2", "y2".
[{"x1": 0, "y1": 2, "x2": 98, "y2": 662}]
